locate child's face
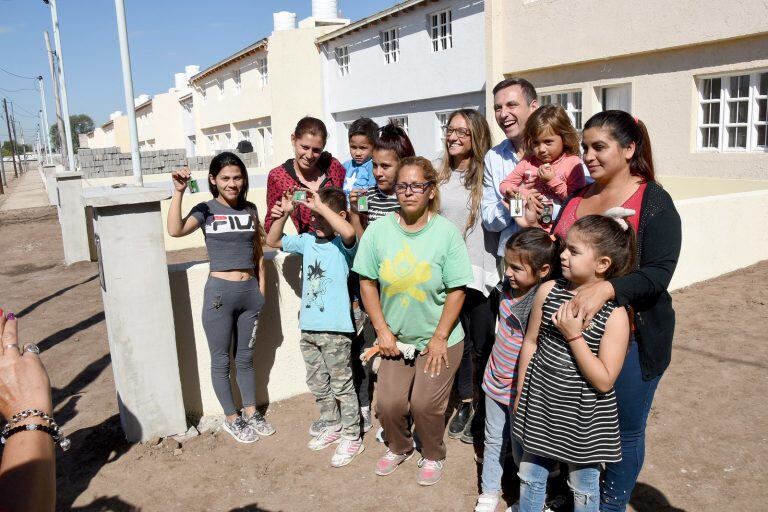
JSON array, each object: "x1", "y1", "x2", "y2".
[
  {"x1": 532, "y1": 127, "x2": 564, "y2": 163},
  {"x1": 561, "y1": 229, "x2": 607, "y2": 284},
  {"x1": 504, "y1": 250, "x2": 539, "y2": 293},
  {"x1": 291, "y1": 132, "x2": 325, "y2": 172},
  {"x1": 372, "y1": 149, "x2": 399, "y2": 194},
  {"x1": 349, "y1": 135, "x2": 373, "y2": 165}
]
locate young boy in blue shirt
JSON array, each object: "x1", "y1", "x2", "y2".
[
  {"x1": 266, "y1": 186, "x2": 363, "y2": 467},
  {"x1": 342, "y1": 117, "x2": 378, "y2": 199}
]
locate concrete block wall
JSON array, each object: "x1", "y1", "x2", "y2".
[{"x1": 77, "y1": 147, "x2": 266, "y2": 178}]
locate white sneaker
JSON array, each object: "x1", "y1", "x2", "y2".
[
  {"x1": 330, "y1": 437, "x2": 365, "y2": 467},
  {"x1": 308, "y1": 427, "x2": 342, "y2": 451},
  {"x1": 475, "y1": 492, "x2": 500, "y2": 512},
  {"x1": 505, "y1": 503, "x2": 519, "y2": 512}
]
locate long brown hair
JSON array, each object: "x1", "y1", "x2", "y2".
[
  {"x1": 523, "y1": 104, "x2": 581, "y2": 157},
  {"x1": 583, "y1": 110, "x2": 655, "y2": 182},
  {"x1": 437, "y1": 109, "x2": 491, "y2": 237},
  {"x1": 572, "y1": 215, "x2": 637, "y2": 279}
]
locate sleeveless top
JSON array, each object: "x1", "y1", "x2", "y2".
[
  {"x1": 512, "y1": 278, "x2": 622, "y2": 464},
  {"x1": 554, "y1": 183, "x2": 646, "y2": 239}
]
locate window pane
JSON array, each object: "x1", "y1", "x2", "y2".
[
  {"x1": 573, "y1": 92, "x2": 582, "y2": 109},
  {"x1": 760, "y1": 73, "x2": 768, "y2": 96},
  {"x1": 729, "y1": 101, "x2": 748, "y2": 123},
  {"x1": 757, "y1": 125, "x2": 767, "y2": 147},
  {"x1": 758, "y1": 98, "x2": 767, "y2": 122},
  {"x1": 702, "y1": 79, "x2": 712, "y2": 99},
  {"x1": 703, "y1": 78, "x2": 722, "y2": 100},
  {"x1": 574, "y1": 112, "x2": 582, "y2": 130},
  {"x1": 729, "y1": 75, "x2": 749, "y2": 98},
  {"x1": 727, "y1": 126, "x2": 747, "y2": 148}
]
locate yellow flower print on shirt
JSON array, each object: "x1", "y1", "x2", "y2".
[{"x1": 380, "y1": 241, "x2": 432, "y2": 307}]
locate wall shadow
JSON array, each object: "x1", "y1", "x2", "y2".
[
  {"x1": 15, "y1": 274, "x2": 98, "y2": 317},
  {"x1": 71, "y1": 495, "x2": 140, "y2": 512},
  {"x1": 53, "y1": 353, "x2": 112, "y2": 425},
  {"x1": 229, "y1": 505, "x2": 282, "y2": 512},
  {"x1": 38, "y1": 311, "x2": 105, "y2": 352}
]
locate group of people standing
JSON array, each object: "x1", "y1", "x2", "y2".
[{"x1": 167, "y1": 76, "x2": 681, "y2": 512}]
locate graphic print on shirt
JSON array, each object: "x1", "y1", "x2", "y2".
[
  {"x1": 306, "y1": 259, "x2": 332, "y2": 312},
  {"x1": 380, "y1": 241, "x2": 432, "y2": 307},
  {"x1": 204, "y1": 214, "x2": 255, "y2": 234}
]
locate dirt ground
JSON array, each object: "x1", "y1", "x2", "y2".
[{"x1": 1, "y1": 206, "x2": 766, "y2": 512}]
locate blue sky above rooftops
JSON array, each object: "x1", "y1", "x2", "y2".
[{"x1": 0, "y1": 0, "x2": 397, "y2": 140}]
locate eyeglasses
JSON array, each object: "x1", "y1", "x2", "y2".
[
  {"x1": 394, "y1": 181, "x2": 433, "y2": 195},
  {"x1": 443, "y1": 127, "x2": 471, "y2": 138}
]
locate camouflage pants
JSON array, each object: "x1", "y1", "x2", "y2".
[{"x1": 300, "y1": 331, "x2": 360, "y2": 439}]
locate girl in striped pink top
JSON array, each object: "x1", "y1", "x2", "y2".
[{"x1": 475, "y1": 228, "x2": 561, "y2": 512}]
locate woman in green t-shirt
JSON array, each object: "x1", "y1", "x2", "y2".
[{"x1": 353, "y1": 157, "x2": 473, "y2": 486}]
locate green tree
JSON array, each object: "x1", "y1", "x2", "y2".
[
  {"x1": 49, "y1": 114, "x2": 95, "y2": 151},
  {"x1": 2, "y1": 140, "x2": 32, "y2": 157}
]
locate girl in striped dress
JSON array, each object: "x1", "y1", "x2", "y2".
[
  {"x1": 513, "y1": 214, "x2": 636, "y2": 512},
  {"x1": 474, "y1": 228, "x2": 561, "y2": 512}
]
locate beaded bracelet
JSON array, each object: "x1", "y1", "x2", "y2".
[
  {"x1": 0, "y1": 423, "x2": 71, "y2": 451},
  {"x1": 565, "y1": 334, "x2": 584, "y2": 343}
]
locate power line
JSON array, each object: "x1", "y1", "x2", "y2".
[
  {"x1": 0, "y1": 66, "x2": 38, "y2": 81},
  {"x1": 11, "y1": 102, "x2": 39, "y2": 118},
  {"x1": 0, "y1": 86, "x2": 39, "y2": 94}
]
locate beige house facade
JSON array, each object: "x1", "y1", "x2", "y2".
[
  {"x1": 485, "y1": 0, "x2": 768, "y2": 179},
  {"x1": 84, "y1": 113, "x2": 131, "y2": 153}
]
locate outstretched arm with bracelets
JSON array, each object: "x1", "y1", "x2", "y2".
[{"x1": 0, "y1": 311, "x2": 56, "y2": 512}]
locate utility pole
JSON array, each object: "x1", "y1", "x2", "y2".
[
  {"x1": 114, "y1": 0, "x2": 143, "y2": 185},
  {"x1": 0, "y1": 134, "x2": 5, "y2": 193},
  {"x1": 38, "y1": 76, "x2": 53, "y2": 163},
  {"x1": 9, "y1": 104, "x2": 23, "y2": 175},
  {"x1": 44, "y1": 0, "x2": 76, "y2": 171},
  {"x1": 3, "y1": 99, "x2": 19, "y2": 178},
  {"x1": 44, "y1": 31, "x2": 68, "y2": 170}
]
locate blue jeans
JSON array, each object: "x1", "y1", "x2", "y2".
[
  {"x1": 481, "y1": 395, "x2": 523, "y2": 494},
  {"x1": 518, "y1": 452, "x2": 600, "y2": 512},
  {"x1": 601, "y1": 342, "x2": 661, "y2": 511}
]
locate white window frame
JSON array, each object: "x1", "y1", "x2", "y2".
[
  {"x1": 388, "y1": 115, "x2": 409, "y2": 134},
  {"x1": 233, "y1": 69, "x2": 242, "y2": 94},
  {"x1": 696, "y1": 70, "x2": 768, "y2": 152},
  {"x1": 336, "y1": 45, "x2": 350, "y2": 77},
  {"x1": 435, "y1": 111, "x2": 451, "y2": 150},
  {"x1": 381, "y1": 28, "x2": 399, "y2": 64},
  {"x1": 538, "y1": 90, "x2": 583, "y2": 129},
  {"x1": 259, "y1": 58, "x2": 268, "y2": 87},
  {"x1": 429, "y1": 9, "x2": 452, "y2": 53}
]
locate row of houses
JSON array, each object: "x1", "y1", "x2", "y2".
[{"x1": 82, "y1": 0, "x2": 768, "y2": 179}]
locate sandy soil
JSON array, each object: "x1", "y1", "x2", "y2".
[{"x1": 1, "y1": 206, "x2": 765, "y2": 512}]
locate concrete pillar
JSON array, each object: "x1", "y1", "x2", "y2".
[
  {"x1": 43, "y1": 164, "x2": 62, "y2": 206},
  {"x1": 82, "y1": 186, "x2": 187, "y2": 442},
  {"x1": 55, "y1": 172, "x2": 90, "y2": 264}
]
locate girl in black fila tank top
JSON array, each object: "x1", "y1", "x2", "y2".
[{"x1": 512, "y1": 214, "x2": 635, "y2": 512}]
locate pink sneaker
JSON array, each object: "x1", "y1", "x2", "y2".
[
  {"x1": 375, "y1": 449, "x2": 414, "y2": 476},
  {"x1": 307, "y1": 428, "x2": 342, "y2": 451},
  {"x1": 416, "y1": 457, "x2": 444, "y2": 486},
  {"x1": 331, "y1": 437, "x2": 365, "y2": 467}
]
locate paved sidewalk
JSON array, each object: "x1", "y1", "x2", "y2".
[{"x1": 0, "y1": 163, "x2": 51, "y2": 211}]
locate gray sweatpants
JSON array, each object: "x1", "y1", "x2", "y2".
[{"x1": 202, "y1": 276, "x2": 265, "y2": 416}]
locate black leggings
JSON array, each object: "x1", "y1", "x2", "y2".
[
  {"x1": 456, "y1": 288, "x2": 496, "y2": 402},
  {"x1": 202, "y1": 276, "x2": 265, "y2": 416}
]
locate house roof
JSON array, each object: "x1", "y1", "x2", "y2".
[
  {"x1": 316, "y1": 0, "x2": 430, "y2": 44},
  {"x1": 191, "y1": 38, "x2": 268, "y2": 83}
]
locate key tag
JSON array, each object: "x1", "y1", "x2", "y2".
[
  {"x1": 357, "y1": 193, "x2": 369, "y2": 212},
  {"x1": 510, "y1": 192, "x2": 524, "y2": 218},
  {"x1": 188, "y1": 178, "x2": 200, "y2": 193},
  {"x1": 292, "y1": 190, "x2": 307, "y2": 202}
]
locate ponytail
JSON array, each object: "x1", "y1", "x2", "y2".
[{"x1": 584, "y1": 110, "x2": 655, "y2": 183}]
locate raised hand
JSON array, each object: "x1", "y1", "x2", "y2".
[{"x1": 171, "y1": 168, "x2": 192, "y2": 192}]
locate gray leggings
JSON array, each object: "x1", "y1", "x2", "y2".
[{"x1": 202, "y1": 276, "x2": 265, "y2": 416}]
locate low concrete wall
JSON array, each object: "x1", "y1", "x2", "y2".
[
  {"x1": 169, "y1": 251, "x2": 307, "y2": 418},
  {"x1": 669, "y1": 189, "x2": 768, "y2": 291}
]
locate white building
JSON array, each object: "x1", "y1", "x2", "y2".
[{"x1": 318, "y1": 0, "x2": 486, "y2": 161}]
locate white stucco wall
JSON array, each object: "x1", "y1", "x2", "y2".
[{"x1": 321, "y1": 0, "x2": 486, "y2": 160}]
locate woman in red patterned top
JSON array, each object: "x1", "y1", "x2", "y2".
[{"x1": 265, "y1": 117, "x2": 345, "y2": 233}]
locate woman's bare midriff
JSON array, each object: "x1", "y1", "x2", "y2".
[{"x1": 210, "y1": 269, "x2": 256, "y2": 281}]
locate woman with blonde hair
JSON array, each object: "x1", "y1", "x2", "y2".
[{"x1": 436, "y1": 109, "x2": 497, "y2": 445}]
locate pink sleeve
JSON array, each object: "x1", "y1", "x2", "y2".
[
  {"x1": 546, "y1": 155, "x2": 585, "y2": 201},
  {"x1": 499, "y1": 159, "x2": 529, "y2": 197}
]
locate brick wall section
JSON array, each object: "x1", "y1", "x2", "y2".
[{"x1": 76, "y1": 148, "x2": 263, "y2": 178}]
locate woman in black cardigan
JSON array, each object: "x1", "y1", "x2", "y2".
[{"x1": 521, "y1": 110, "x2": 681, "y2": 511}]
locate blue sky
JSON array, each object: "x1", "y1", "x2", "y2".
[{"x1": 0, "y1": 0, "x2": 397, "y2": 142}]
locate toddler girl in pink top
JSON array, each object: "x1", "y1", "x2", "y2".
[{"x1": 499, "y1": 104, "x2": 585, "y2": 203}]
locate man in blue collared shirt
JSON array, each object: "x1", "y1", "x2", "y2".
[{"x1": 482, "y1": 78, "x2": 539, "y2": 255}]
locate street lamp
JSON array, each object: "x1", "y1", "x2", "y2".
[
  {"x1": 37, "y1": 75, "x2": 53, "y2": 164},
  {"x1": 43, "y1": 0, "x2": 76, "y2": 172}
]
